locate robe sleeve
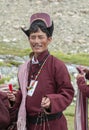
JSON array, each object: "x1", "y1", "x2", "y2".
[
  {"x1": 77, "y1": 76, "x2": 89, "y2": 98},
  {"x1": 0, "y1": 92, "x2": 10, "y2": 129},
  {"x1": 46, "y1": 61, "x2": 74, "y2": 114}
]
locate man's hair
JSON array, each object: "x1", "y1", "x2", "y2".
[{"x1": 29, "y1": 20, "x2": 54, "y2": 37}]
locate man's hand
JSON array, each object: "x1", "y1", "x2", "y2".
[
  {"x1": 41, "y1": 96, "x2": 51, "y2": 109},
  {"x1": 7, "y1": 90, "x2": 17, "y2": 102}
]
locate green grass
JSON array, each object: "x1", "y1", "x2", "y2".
[
  {"x1": 51, "y1": 51, "x2": 89, "y2": 66},
  {"x1": 64, "y1": 105, "x2": 75, "y2": 130},
  {"x1": 0, "y1": 77, "x2": 10, "y2": 84},
  {"x1": 0, "y1": 42, "x2": 89, "y2": 66},
  {"x1": 0, "y1": 42, "x2": 31, "y2": 57}
]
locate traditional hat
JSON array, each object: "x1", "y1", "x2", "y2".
[{"x1": 21, "y1": 12, "x2": 52, "y2": 37}]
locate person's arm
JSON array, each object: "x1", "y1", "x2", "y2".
[
  {"x1": 42, "y1": 61, "x2": 74, "y2": 114},
  {"x1": 7, "y1": 90, "x2": 17, "y2": 107},
  {"x1": 0, "y1": 92, "x2": 10, "y2": 129},
  {"x1": 77, "y1": 75, "x2": 89, "y2": 97},
  {"x1": 76, "y1": 66, "x2": 89, "y2": 80},
  {"x1": 8, "y1": 90, "x2": 22, "y2": 123}
]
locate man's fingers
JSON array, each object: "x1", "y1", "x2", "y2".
[{"x1": 41, "y1": 97, "x2": 50, "y2": 108}]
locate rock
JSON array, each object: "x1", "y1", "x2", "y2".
[{"x1": 3, "y1": 38, "x2": 10, "y2": 43}]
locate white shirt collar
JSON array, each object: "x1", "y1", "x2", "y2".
[{"x1": 31, "y1": 56, "x2": 39, "y2": 64}]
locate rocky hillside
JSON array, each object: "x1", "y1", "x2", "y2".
[{"x1": 0, "y1": 0, "x2": 89, "y2": 53}]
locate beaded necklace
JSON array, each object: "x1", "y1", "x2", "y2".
[{"x1": 27, "y1": 55, "x2": 49, "y2": 90}]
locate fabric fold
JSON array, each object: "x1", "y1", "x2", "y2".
[{"x1": 74, "y1": 88, "x2": 88, "y2": 130}]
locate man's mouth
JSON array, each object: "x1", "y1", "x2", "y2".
[{"x1": 33, "y1": 44, "x2": 42, "y2": 48}]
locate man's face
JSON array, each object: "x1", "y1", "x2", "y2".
[{"x1": 29, "y1": 28, "x2": 52, "y2": 56}]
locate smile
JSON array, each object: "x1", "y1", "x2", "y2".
[{"x1": 33, "y1": 44, "x2": 42, "y2": 48}]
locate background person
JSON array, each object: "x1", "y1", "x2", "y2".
[
  {"x1": 0, "y1": 91, "x2": 10, "y2": 130},
  {"x1": 75, "y1": 66, "x2": 89, "y2": 130}
]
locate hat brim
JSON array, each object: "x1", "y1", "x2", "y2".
[{"x1": 21, "y1": 27, "x2": 29, "y2": 37}]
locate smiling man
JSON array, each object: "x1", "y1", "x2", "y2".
[
  {"x1": 29, "y1": 28, "x2": 52, "y2": 57},
  {"x1": 10, "y1": 13, "x2": 74, "y2": 130}
]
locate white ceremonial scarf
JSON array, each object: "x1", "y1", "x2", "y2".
[{"x1": 74, "y1": 88, "x2": 88, "y2": 130}]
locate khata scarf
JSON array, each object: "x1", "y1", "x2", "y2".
[
  {"x1": 17, "y1": 60, "x2": 30, "y2": 130},
  {"x1": 74, "y1": 87, "x2": 88, "y2": 130}
]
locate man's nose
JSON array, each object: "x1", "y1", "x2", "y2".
[{"x1": 34, "y1": 37, "x2": 40, "y2": 43}]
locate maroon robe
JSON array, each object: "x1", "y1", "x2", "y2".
[
  {"x1": 0, "y1": 91, "x2": 10, "y2": 130},
  {"x1": 14, "y1": 50, "x2": 74, "y2": 130}
]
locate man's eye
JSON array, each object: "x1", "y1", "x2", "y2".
[
  {"x1": 39, "y1": 36, "x2": 44, "y2": 39},
  {"x1": 30, "y1": 36, "x2": 35, "y2": 40}
]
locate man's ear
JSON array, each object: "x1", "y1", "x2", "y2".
[{"x1": 48, "y1": 37, "x2": 52, "y2": 44}]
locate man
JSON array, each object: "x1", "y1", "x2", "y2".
[{"x1": 10, "y1": 12, "x2": 74, "y2": 130}]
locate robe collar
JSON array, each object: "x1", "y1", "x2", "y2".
[{"x1": 30, "y1": 50, "x2": 50, "y2": 65}]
